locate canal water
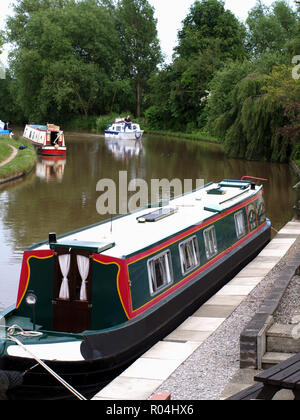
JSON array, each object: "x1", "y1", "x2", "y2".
[{"x1": 0, "y1": 132, "x2": 297, "y2": 310}]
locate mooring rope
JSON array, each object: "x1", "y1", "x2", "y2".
[{"x1": 6, "y1": 326, "x2": 87, "y2": 400}]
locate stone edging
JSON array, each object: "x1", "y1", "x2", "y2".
[{"x1": 240, "y1": 247, "x2": 300, "y2": 369}]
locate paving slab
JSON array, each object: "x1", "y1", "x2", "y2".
[
  {"x1": 259, "y1": 249, "x2": 292, "y2": 257},
  {"x1": 120, "y1": 358, "x2": 181, "y2": 381},
  {"x1": 271, "y1": 238, "x2": 297, "y2": 244},
  {"x1": 142, "y1": 341, "x2": 199, "y2": 362},
  {"x1": 93, "y1": 376, "x2": 162, "y2": 400},
  {"x1": 229, "y1": 277, "x2": 263, "y2": 287},
  {"x1": 237, "y1": 266, "x2": 276, "y2": 277},
  {"x1": 279, "y1": 229, "x2": 300, "y2": 235},
  {"x1": 163, "y1": 329, "x2": 212, "y2": 343},
  {"x1": 176, "y1": 316, "x2": 225, "y2": 332},
  {"x1": 193, "y1": 304, "x2": 236, "y2": 319},
  {"x1": 204, "y1": 294, "x2": 246, "y2": 307},
  {"x1": 216, "y1": 284, "x2": 256, "y2": 296}
]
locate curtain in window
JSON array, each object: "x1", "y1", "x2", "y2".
[
  {"x1": 235, "y1": 213, "x2": 246, "y2": 237},
  {"x1": 77, "y1": 255, "x2": 90, "y2": 301},
  {"x1": 58, "y1": 254, "x2": 71, "y2": 300}
]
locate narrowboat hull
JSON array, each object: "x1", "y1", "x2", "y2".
[
  {"x1": 0, "y1": 219, "x2": 271, "y2": 400},
  {"x1": 39, "y1": 146, "x2": 67, "y2": 156}
]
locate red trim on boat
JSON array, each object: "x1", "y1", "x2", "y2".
[{"x1": 16, "y1": 250, "x2": 54, "y2": 308}]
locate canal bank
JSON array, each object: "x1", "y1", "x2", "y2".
[
  {"x1": 0, "y1": 138, "x2": 37, "y2": 186},
  {"x1": 92, "y1": 220, "x2": 300, "y2": 400}
]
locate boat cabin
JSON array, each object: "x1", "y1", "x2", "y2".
[{"x1": 14, "y1": 179, "x2": 270, "y2": 335}]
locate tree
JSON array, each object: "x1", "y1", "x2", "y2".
[
  {"x1": 116, "y1": 0, "x2": 162, "y2": 117},
  {"x1": 175, "y1": 0, "x2": 247, "y2": 61},
  {"x1": 146, "y1": 0, "x2": 247, "y2": 131},
  {"x1": 246, "y1": 0, "x2": 298, "y2": 58},
  {"x1": 6, "y1": 0, "x2": 125, "y2": 121}
]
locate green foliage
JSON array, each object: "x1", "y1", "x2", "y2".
[
  {"x1": 112, "y1": 0, "x2": 162, "y2": 116},
  {"x1": 246, "y1": 0, "x2": 298, "y2": 58},
  {"x1": 175, "y1": 0, "x2": 247, "y2": 61},
  {"x1": 5, "y1": 0, "x2": 161, "y2": 122},
  {"x1": 1, "y1": 0, "x2": 299, "y2": 165},
  {"x1": 210, "y1": 64, "x2": 300, "y2": 162},
  {"x1": 146, "y1": 0, "x2": 248, "y2": 132}
]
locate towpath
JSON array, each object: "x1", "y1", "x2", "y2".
[{"x1": 0, "y1": 145, "x2": 18, "y2": 168}]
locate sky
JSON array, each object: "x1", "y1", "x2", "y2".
[{"x1": 0, "y1": 0, "x2": 293, "y2": 64}]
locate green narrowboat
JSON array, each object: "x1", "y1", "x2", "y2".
[{"x1": 0, "y1": 178, "x2": 271, "y2": 400}]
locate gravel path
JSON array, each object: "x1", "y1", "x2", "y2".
[
  {"x1": 0, "y1": 145, "x2": 18, "y2": 168},
  {"x1": 156, "y1": 237, "x2": 300, "y2": 400}
]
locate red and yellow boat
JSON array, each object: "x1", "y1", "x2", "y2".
[{"x1": 23, "y1": 124, "x2": 66, "y2": 156}]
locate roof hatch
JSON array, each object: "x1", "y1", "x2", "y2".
[{"x1": 137, "y1": 207, "x2": 178, "y2": 223}]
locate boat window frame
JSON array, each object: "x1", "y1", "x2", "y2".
[
  {"x1": 234, "y1": 210, "x2": 247, "y2": 239},
  {"x1": 147, "y1": 250, "x2": 174, "y2": 297},
  {"x1": 203, "y1": 225, "x2": 218, "y2": 260},
  {"x1": 178, "y1": 235, "x2": 200, "y2": 276}
]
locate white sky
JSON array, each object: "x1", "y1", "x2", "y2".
[{"x1": 0, "y1": 0, "x2": 294, "y2": 64}]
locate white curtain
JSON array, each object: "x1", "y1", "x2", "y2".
[
  {"x1": 77, "y1": 255, "x2": 90, "y2": 301},
  {"x1": 58, "y1": 254, "x2": 71, "y2": 300}
]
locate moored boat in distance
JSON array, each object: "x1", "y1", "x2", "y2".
[
  {"x1": 105, "y1": 118, "x2": 144, "y2": 140},
  {"x1": 0, "y1": 120, "x2": 13, "y2": 138},
  {"x1": 0, "y1": 177, "x2": 271, "y2": 400},
  {"x1": 23, "y1": 124, "x2": 66, "y2": 156}
]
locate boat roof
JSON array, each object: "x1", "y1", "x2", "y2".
[
  {"x1": 26, "y1": 124, "x2": 61, "y2": 131},
  {"x1": 34, "y1": 180, "x2": 262, "y2": 259}
]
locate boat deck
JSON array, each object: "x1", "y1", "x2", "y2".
[{"x1": 35, "y1": 181, "x2": 257, "y2": 258}]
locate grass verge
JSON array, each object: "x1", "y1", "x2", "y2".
[
  {"x1": 0, "y1": 142, "x2": 13, "y2": 163},
  {"x1": 0, "y1": 137, "x2": 37, "y2": 182},
  {"x1": 146, "y1": 130, "x2": 219, "y2": 144}
]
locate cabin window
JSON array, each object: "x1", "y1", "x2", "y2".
[
  {"x1": 235, "y1": 210, "x2": 247, "y2": 239},
  {"x1": 179, "y1": 236, "x2": 200, "y2": 275},
  {"x1": 147, "y1": 251, "x2": 173, "y2": 296},
  {"x1": 203, "y1": 226, "x2": 218, "y2": 260},
  {"x1": 116, "y1": 125, "x2": 122, "y2": 131}
]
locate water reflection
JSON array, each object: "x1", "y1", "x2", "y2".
[
  {"x1": 0, "y1": 133, "x2": 298, "y2": 309},
  {"x1": 105, "y1": 138, "x2": 144, "y2": 162},
  {"x1": 36, "y1": 156, "x2": 66, "y2": 183}
]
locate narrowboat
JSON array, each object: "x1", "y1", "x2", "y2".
[
  {"x1": 23, "y1": 124, "x2": 66, "y2": 156},
  {"x1": 105, "y1": 118, "x2": 144, "y2": 140},
  {"x1": 0, "y1": 178, "x2": 271, "y2": 400}
]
